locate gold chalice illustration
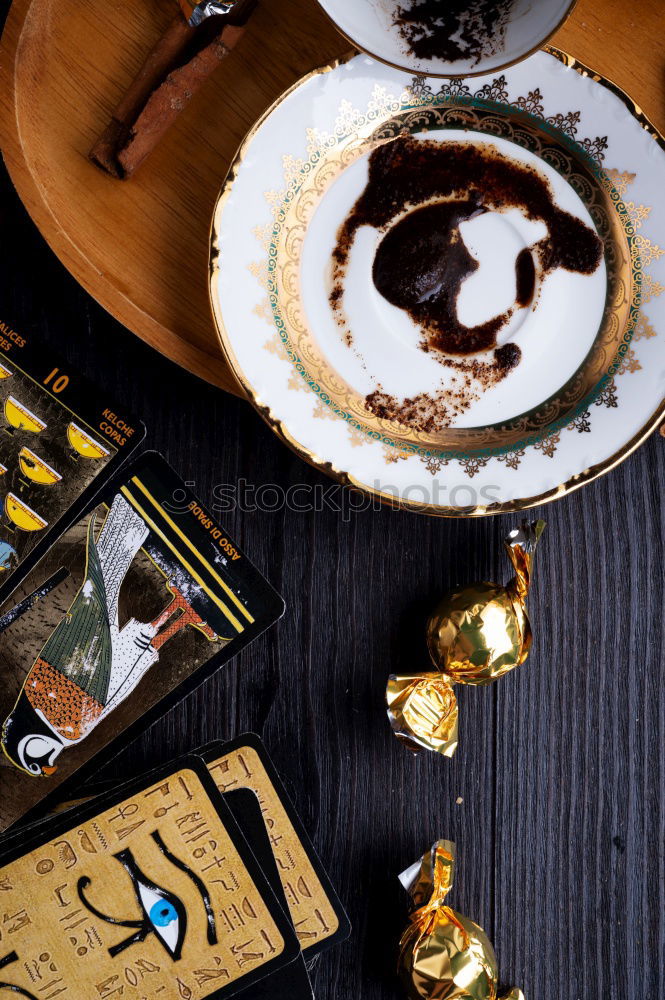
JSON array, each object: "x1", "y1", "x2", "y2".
[
  {"x1": 4, "y1": 395, "x2": 46, "y2": 436},
  {"x1": 18, "y1": 447, "x2": 62, "y2": 487},
  {"x1": 5, "y1": 492, "x2": 48, "y2": 533},
  {"x1": 0, "y1": 363, "x2": 13, "y2": 379},
  {"x1": 67, "y1": 421, "x2": 110, "y2": 461}
]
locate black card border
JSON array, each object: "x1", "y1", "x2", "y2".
[
  {"x1": 223, "y1": 788, "x2": 313, "y2": 1000},
  {"x1": 200, "y1": 734, "x2": 352, "y2": 957}
]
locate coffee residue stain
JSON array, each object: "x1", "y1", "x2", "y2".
[
  {"x1": 373, "y1": 198, "x2": 510, "y2": 355},
  {"x1": 494, "y1": 342, "x2": 521, "y2": 371},
  {"x1": 365, "y1": 349, "x2": 508, "y2": 432},
  {"x1": 329, "y1": 135, "x2": 603, "y2": 433},
  {"x1": 515, "y1": 248, "x2": 536, "y2": 307},
  {"x1": 394, "y1": 0, "x2": 515, "y2": 64}
]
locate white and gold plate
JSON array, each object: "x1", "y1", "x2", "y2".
[{"x1": 210, "y1": 48, "x2": 665, "y2": 515}]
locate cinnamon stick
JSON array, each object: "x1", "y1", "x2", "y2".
[
  {"x1": 89, "y1": 1, "x2": 255, "y2": 179},
  {"x1": 117, "y1": 23, "x2": 247, "y2": 178},
  {"x1": 90, "y1": 12, "x2": 196, "y2": 176}
]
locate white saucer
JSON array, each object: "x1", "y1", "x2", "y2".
[{"x1": 210, "y1": 49, "x2": 665, "y2": 515}]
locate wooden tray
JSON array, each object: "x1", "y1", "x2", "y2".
[{"x1": 1, "y1": 0, "x2": 664, "y2": 394}]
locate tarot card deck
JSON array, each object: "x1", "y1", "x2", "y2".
[
  {"x1": 0, "y1": 738, "x2": 351, "y2": 1000},
  {"x1": 0, "y1": 757, "x2": 302, "y2": 1000}
]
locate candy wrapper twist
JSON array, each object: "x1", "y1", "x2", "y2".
[
  {"x1": 179, "y1": 0, "x2": 238, "y2": 25},
  {"x1": 387, "y1": 521, "x2": 545, "y2": 756},
  {"x1": 398, "y1": 841, "x2": 523, "y2": 1000}
]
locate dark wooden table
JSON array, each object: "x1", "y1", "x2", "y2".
[{"x1": 1, "y1": 143, "x2": 663, "y2": 997}]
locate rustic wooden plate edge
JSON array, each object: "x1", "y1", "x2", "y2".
[{"x1": 0, "y1": 0, "x2": 244, "y2": 395}]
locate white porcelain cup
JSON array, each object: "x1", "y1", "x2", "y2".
[{"x1": 316, "y1": 0, "x2": 577, "y2": 77}]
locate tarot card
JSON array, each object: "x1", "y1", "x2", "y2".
[
  {"x1": 0, "y1": 757, "x2": 302, "y2": 1000},
  {"x1": 0, "y1": 453, "x2": 284, "y2": 831},
  {"x1": 0, "y1": 790, "x2": 314, "y2": 1000},
  {"x1": 0, "y1": 323, "x2": 145, "y2": 603},
  {"x1": 202, "y1": 736, "x2": 351, "y2": 957},
  {"x1": 224, "y1": 789, "x2": 314, "y2": 1000},
  {"x1": 0, "y1": 786, "x2": 314, "y2": 999}
]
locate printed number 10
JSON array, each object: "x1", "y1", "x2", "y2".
[{"x1": 44, "y1": 367, "x2": 70, "y2": 393}]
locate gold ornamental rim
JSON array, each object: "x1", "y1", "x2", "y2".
[
  {"x1": 313, "y1": 0, "x2": 578, "y2": 80},
  {"x1": 267, "y1": 101, "x2": 630, "y2": 452},
  {"x1": 208, "y1": 46, "x2": 665, "y2": 518}
]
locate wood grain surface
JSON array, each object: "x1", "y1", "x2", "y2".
[
  {"x1": 1, "y1": 141, "x2": 664, "y2": 1000},
  {"x1": 1, "y1": 0, "x2": 664, "y2": 393}
]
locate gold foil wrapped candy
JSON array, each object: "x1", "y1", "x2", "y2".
[
  {"x1": 387, "y1": 521, "x2": 545, "y2": 756},
  {"x1": 398, "y1": 841, "x2": 523, "y2": 1000}
]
